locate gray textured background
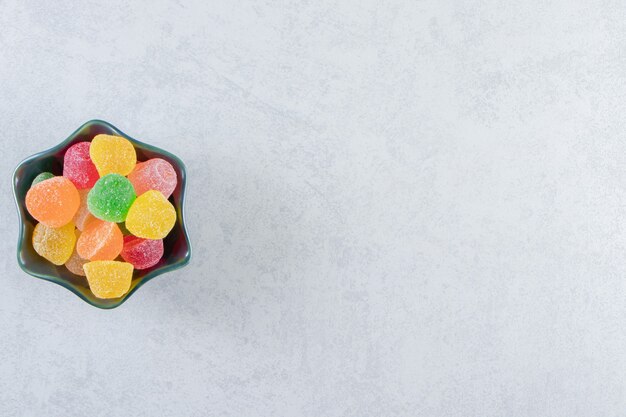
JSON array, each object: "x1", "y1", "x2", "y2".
[{"x1": 2, "y1": 1, "x2": 626, "y2": 416}]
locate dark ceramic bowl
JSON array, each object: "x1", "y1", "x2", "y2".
[{"x1": 12, "y1": 120, "x2": 191, "y2": 309}]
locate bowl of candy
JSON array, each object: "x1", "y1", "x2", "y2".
[{"x1": 12, "y1": 120, "x2": 191, "y2": 309}]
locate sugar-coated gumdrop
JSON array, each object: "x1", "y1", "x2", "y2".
[
  {"x1": 76, "y1": 219, "x2": 123, "y2": 261},
  {"x1": 65, "y1": 250, "x2": 87, "y2": 276},
  {"x1": 65, "y1": 231, "x2": 88, "y2": 276},
  {"x1": 31, "y1": 172, "x2": 54, "y2": 187},
  {"x1": 32, "y1": 222, "x2": 76, "y2": 265},
  {"x1": 26, "y1": 177, "x2": 80, "y2": 227},
  {"x1": 87, "y1": 174, "x2": 136, "y2": 222},
  {"x1": 89, "y1": 134, "x2": 136, "y2": 176},
  {"x1": 84, "y1": 261, "x2": 133, "y2": 299},
  {"x1": 125, "y1": 190, "x2": 176, "y2": 239},
  {"x1": 73, "y1": 189, "x2": 96, "y2": 231},
  {"x1": 127, "y1": 158, "x2": 177, "y2": 198},
  {"x1": 63, "y1": 142, "x2": 99, "y2": 189},
  {"x1": 120, "y1": 235, "x2": 164, "y2": 269}
]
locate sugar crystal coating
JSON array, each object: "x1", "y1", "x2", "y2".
[
  {"x1": 89, "y1": 134, "x2": 136, "y2": 176},
  {"x1": 73, "y1": 189, "x2": 96, "y2": 231},
  {"x1": 88, "y1": 174, "x2": 136, "y2": 222},
  {"x1": 84, "y1": 261, "x2": 133, "y2": 299},
  {"x1": 32, "y1": 222, "x2": 76, "y2": 265},
  {"x1": 120, "y1": 235, "x2": 164, "y2": 269},
  {"x1": 63, "y1": 142, "x2": 99, "y2": 189},
  {"x1": 31, "y1": 172, "x2": 55, "y2": 187},
  {"x1": 65, "y1": 230, "x2": 88, "y2": 276},
  {"x1": 26, "y1": 177, "x2": 80, "y2": 227},
  {"x1": 65, "y1": 252, "x2": 88, "y2": 276},
  {"x1": 128, "y1": 158, "x2": 177, "y2": 198},
  {"x1": 76, "y1": 219, "x2": 123, "y2": 261},
  {"x1": 125, "y1": 190, "x2": 176, "y2": 239}
]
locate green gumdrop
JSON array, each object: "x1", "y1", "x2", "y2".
[
  {"x1": 31, "y1": 172, "x2": 55, "y2": 187},
  {"x1": 88, "y1": 174, "x2": 136, "y2": 222}
]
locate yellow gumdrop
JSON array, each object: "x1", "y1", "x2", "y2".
[
  {"x1": 125, "y1": 190, "x2": 176, "y2": 239},
  {"x1": 89, "y1": 134, "x2": 136, "y2": 176},
  {"x1": 32, "y1": 222, "x2": 76, "y2": 265},
  {"x1": 84, "y1": 261, "x2": 133, "y2": 299}
]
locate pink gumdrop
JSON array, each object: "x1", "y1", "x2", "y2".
[
  {"x1": 63, "y1": 142, "x2": 99, "y2": 189},
  {"x1": 120, "y1": 235, "x2": 164, "y2": 269},
  {"x1": 74, "y1": 189, "x2": 96, "y2": 231},
  {"x1": 127, "y1": 158, "x2": 177, "y2": 198}
]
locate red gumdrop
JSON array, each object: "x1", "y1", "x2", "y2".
[
  {"x1": 63, "y1": 142, "x2": 99, "y2": 189},
  {"x1": 120, "y1": 235, "x2": 164, "y2": 269}
]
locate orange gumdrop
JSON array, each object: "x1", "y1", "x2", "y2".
[
  {"x1": 76, "y1": 219, "x2": 123, "y2": 261},
  {"x1": 25, "y1": 177, "x2": 80, "y2": 227}
]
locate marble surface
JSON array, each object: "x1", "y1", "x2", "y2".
[{"x1": 2, "y1": 1, "x2": 626, "y2": 416}]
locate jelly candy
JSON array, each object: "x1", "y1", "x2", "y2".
[
  {"x1": 65, "y1": 231, "x2": 87, "y2": 276},
  {"x1": 24, "y1": 131, "x2": 181, "y2": 279},
  {"x1": 63, "y1": 142, "x2": 99, "y2": 189},
  {"x1": 32, "y1": 222, "x2": 76, "y2": 265},
  {"x1": 127, "y1": 158, "x2": 177, "y2": 198},
  {"x1": 125, "y1": 190, "x2": 176, "y2": 239},
  {"x1": 65, "y1": 248, "x2": 88, "y2": 276},
  {"x1": 76, "y1": 219, "x2": 123, "y2": 261},
  {"x1": 25, "y1": 177, "x2": 80, "y2": 227},
  {"x1": 76, "y1": 220, "x2": 123, "y2": 261},
  {"x1": 89, "y1": 134, "x2": 136, "y2": 176},
  {"x1": 31, "y1": 172, "x2": 54, "y2": 187},
  {"x1": 87, "y1": 174, "x2": 136, "y2": 222},
  {"x1": 73, "y1": 189, "x2": 96, "y2": 231},
  {"x1": 120, "y1": 235, "x2": 163, "y2": 269},
  {"x1": 84, "y1": 261, "x2": 133, "y2": 299}
]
